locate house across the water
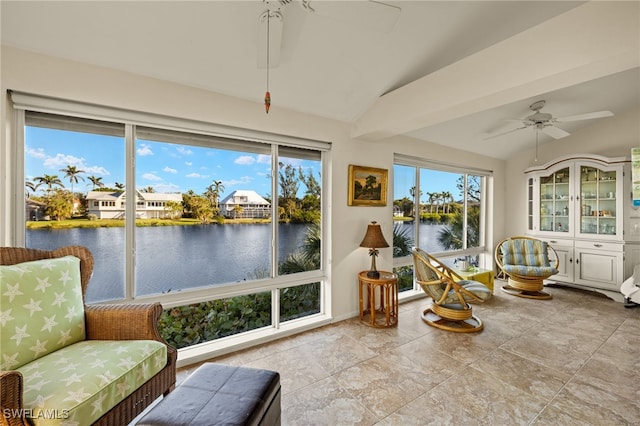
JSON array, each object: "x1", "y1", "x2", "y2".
[
  {"x1": 219, "y1": 190, "x2": 271, "y2": 219},
  {"x1": 86, "y1": 190, "x2": 182, "y2": 219}
]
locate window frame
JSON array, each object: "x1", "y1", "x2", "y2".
[
  {"x1": 393, "y1": 153, "x2": 492, "y2": 296},
  {"x1": 11, "y1": 92, "x2": 332, "y2": 362}
]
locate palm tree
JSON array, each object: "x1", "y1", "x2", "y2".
[
  {"x1": 392, "y1": 223, "x2": 414, "y2": 257},
  {"x1": 437, "y1": 206, "x2": 480, "y2": 250},
  {"x1": 87, "y1": 175, "x2": 105, "y2": 190},
  {"x1": 142, "y1": 186, "x2": 155, "y2": 193},
  {"x1": 279, "y1": 223, "x2": 322, "y2": 274},
  {"x1": 34, "y1": 174, "x2": 64, "y2": 194},
  {"x1": 300, "y1": 222, "x2": 321, "y2": 266},
  {"x1": 115, "y1": 182, "x2": 125, "y2": 190},
  {"x1": 211, "y1": 180, "x2": 225, "y2": 212},
  {"x1": 60, "y1": 165, "x2": 85, "y2": 195},
  {"x1": 441, "y1": 190, "x2": 453, "y2": 214},
  {"x1": 25, "y1": 180, "x2": 40, "y2": 197},
  {"x1": 427, "y1": 192, "x2": 436, "y2": 213}
]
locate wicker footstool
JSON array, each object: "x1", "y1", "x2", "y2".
[{"x1": 137, "y1": 363, "x2": 281, "y2": 426}]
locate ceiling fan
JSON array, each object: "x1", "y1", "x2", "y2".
[
  {"x1": 484, "y1": 100, "x2": 614, "y2": 140},
  {"x1": 257, "y1": 0, "x2": 401, "y2": 68}
]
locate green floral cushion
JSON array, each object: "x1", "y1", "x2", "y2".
[
  {"x1": 0, "y1": 256, "x2": 85, "y2": 370},
  {"x1": 17, "y1": 340, "x2": 167, "y2": 425}
]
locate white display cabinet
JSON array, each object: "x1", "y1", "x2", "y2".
[{"x1": 525, "y1": 154, "x2": 639, "y2": 302}]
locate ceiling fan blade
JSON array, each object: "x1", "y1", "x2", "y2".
[
  {"x1": 542, "y1": 125, "x2": 570, "y2": 139},
  {"x1": 483, "y1": 125, "x2": 528, "y2": 140},
  {"x1": 555, "y1": 111, "x2": 614, "y2": 122},
  {"x1": 305, "y1": 0, "x2": 401, "y2": 33},
  {"x1": 257, "y1": 10, "x2": 283, "y2": 69}
]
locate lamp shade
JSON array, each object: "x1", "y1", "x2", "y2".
[{"x1": 359, "y1": 221, "x2": 389, "y2": 249}]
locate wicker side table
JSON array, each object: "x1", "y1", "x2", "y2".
[{"x1": 358, "y1": 270, "x2": 398, "y2": 328}]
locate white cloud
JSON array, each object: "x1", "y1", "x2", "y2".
[
  {"x1": 186, "y1": 172, "x2": 205, "y2": 178},
  {"x1": 43, "y1": 153, "x2": 86, "y2": 170},
  {"x1": 142, "y1": 173, "x2": 162, "y2": 181},
  {"x1": 225, "y1": 176, "x2": 253, "y2": 186},
  {"x1": 257, "y1": 154, "x2": 271, "y2": 164},
  {"x1": 279, "y1": 158, "x2": 302, "y2": 167},
  {"x1": 235, "y1": 155, "x2": 255, "y2": 165},
  {"x1": 163, "y1": 166, "x2": 178, "y2": 174},
  {"x1": 137, "y1": 144, "x2": 154, "y2": 156},
  {"x1": 176, "y1": 147, "x2": 193, "y2": 155},
  {"x1": 152, "y1": 183, "x2": 181, "y2": 193},
  {"x1": 26, "y1": 147, "x2": 46, "y2": 159},
  {"x1": 185, "y1": 161, "x2": 193, "y2": 166},
  {"x1": 84, "y1": 166, "x2": 110, "y2": 176},
  {"x1": 32, "y1": 150, "x2": 110, "y2": 177}
]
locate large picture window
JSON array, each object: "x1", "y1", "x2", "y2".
[
  {"x1": 392, "y1": 155, "x2": 490, "y2": 293},
  {"x1": 16, "y1": 95, "x2": 329, "y2": 353}
]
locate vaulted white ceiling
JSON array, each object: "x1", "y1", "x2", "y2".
[{"x1": 2, "y1": 1, "x2": 638, "y2": 159}]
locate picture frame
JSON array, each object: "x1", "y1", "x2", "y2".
[{"x1": 348, "y1": 165, "x2": 388, "y2": 206}]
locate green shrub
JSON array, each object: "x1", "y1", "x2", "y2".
[
  {"x1": 394, "y1": 265, "x2": 414, "y2": 292},
  {"x1": 158, "y1": 283, "x2": 322, "y2": 349}
]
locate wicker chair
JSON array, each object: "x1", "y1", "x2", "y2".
[
  {"x1": 412, "y1": 248, "x2": 492, "y2": 333},
  {"x1": 495, "y1": 236, "x2": 559, "y2": 300},
  {"x1": 0, "y1": 246, "x2": 177, "y2": 426}
]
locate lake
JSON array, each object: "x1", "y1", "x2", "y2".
[{"x1": 26, "y1": 222, "x2": 447, "y2": 302}]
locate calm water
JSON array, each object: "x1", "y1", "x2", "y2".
[
  {"x1": 26, "y1": 222, "x2": 446, "y2": 302},
  {"x1": 395, "y1": 221, "x2": 448, "y2": 253},
  {"x1": 27, "y1": 223, "x2": 307, "y2": 302}
]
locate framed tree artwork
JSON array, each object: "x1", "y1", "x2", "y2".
[{"x1": 348, "y1": 165, "x2": 388, "y2": 206}]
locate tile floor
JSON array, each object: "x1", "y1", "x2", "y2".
[{"x1": 177, "y1": 282, "x2": 640, "y2": 425}]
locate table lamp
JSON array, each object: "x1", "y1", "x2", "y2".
[{"x1": 359, "y1": 221, "x2": 389, "y2": 279}]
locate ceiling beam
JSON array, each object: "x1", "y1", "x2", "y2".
[{"x1": 352, "y1": 1, "x2": 640, "y2": 141}]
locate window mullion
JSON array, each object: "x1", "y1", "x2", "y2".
[
  {"x1": 462, "y1": 174, "x2": 469, "y2": 250},
  {"x1": 125, "y1": 124, "x2": 136, "y2": 300},
  {"x1": 14, "y1": 110, "x2": 26, "y2": 246},
  {"x1": 271, "y1": 145, "x2": 279, "y2": 279},
  {"x1": 414, "y1": 166, "x2": 421, "y2": 245},
  {"x1": 272, "y1": 288, "x2": 281, "y2": 329}
]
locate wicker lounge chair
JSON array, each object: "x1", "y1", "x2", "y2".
[
  {"x1": 0, "y1": 246, "x2": 177, "y2": 426},
  {"x1": 412, "y1": 248, "x2": 492, "y2": 333}
]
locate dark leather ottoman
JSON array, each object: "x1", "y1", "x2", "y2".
[{"x1": 137, "y1": 363, "x2": 281, "y2": 426}]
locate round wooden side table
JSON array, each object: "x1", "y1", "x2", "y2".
[{"x1": 358, "y1": 270, "x2": 398, "y2": 328}]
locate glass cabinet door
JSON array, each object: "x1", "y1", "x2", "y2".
[
  {"x1": 539, "y1": 167, "x2": 570, "y2": 233},
  {"x1": 579, "y1": 166, "x2": 617, "y2": 236}
]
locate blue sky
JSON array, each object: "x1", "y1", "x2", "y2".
[
  {"x1": 25, "y1": 126, "x2": 464, "y2": 202},
  {"x1": 25, "y1": 126, "x2": 319, "y2": 198},
  {"x1": 393, "y1": 164, "x2": 463, "y2": 202}
]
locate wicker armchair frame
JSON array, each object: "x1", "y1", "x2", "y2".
[
  {"x1": 0, "y1": 246, "x2": 177, "y2": 426},
  {"x1": 495, "y1": 236, "x2": 559, "y2": 300}
]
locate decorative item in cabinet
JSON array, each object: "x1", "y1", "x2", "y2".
[{"x1": 579, "y1": 165, "x2": 617, "y2": 237}]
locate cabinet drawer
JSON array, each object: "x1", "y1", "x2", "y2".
[
  {"x1": 574, "y1": 240, "x2": 623, "y2": 252},
  {"x1": 537, "y1": 237, "x2": 572, "y2": 249}
]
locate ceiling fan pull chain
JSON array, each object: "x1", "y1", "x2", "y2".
[{"x1": 264, "y1": 3, "x2": 271, "y2": 114}]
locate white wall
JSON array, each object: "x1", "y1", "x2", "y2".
[
  {"x1": 503, "y1": 108, "x2": 640, "y2": 238},
  {"x1": 1, "y1": 46, "x2": 506, "y2": 321}
]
